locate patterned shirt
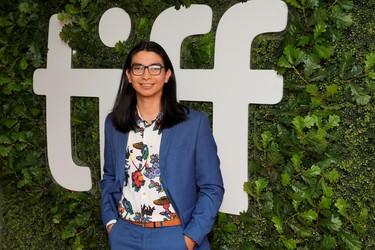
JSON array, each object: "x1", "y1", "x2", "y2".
[{"x1": 118, "y1": 112, "x2": 178, "y2": 223}]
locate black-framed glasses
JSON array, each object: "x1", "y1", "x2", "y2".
[{"x1": 130, "y1": 64, "x2": 165, "y2": 76}]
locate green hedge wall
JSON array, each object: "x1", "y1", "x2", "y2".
[{"x1": 1, "y1": 0, "x2": 374, "y2": 249}]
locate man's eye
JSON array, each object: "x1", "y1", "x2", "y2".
[{"x1": 149, "y1": 65, "x2": 161, "y2": 70}]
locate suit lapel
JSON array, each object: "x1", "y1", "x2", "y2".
[{"x1": 160, "y1": 126, "x2": 176, "y2": 174}]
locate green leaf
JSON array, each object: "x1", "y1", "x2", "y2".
[
  {"x1": 283, "y1": 45, "x2": 301, "y2": 65},
  {"x1": 20, "y1": 57, "x2": 28, "y2": 70},
  {"x1": 303, "y1": 54, "x2": 321, "y2": 77},
  {"x1": 78, "y1": 17, "x2": 88, "y2": 31},
  {"x1": 289, "y1": 222, "x2": 313, "y2": 237},
  {"x1": 319, "y1": 235, "x2": 337, "y2": 250},
  {"x1": 314, "y1": 21, "x2": 327, "y2": 40},
  {"x1": 349, "y1": 84, "x2": 371, "y2": 105},
  {"x1": 338, "y1": 0, "x2": 354, "y2": 10},
  {"x1": 338, "y1": 231, "x2": 362, "y2": 250},
  {"x1": 65, "y1": 3, "x2": 80, "y2": 15},
  {"x1": 325, "y1": 84, "x2": 339, "y2": 96},
  {"x1": 278, "y1": 55, "x2": 292, "y2": 68},
  {"x1": 292, "y1": 116, "x2": 304, "y2": 133},
  {"x1": 322, "y1": 180, "x2": 333, "y2": 197},
  {"x1": 325, "y1": 115, "x2": 340, "y2": 130},
  {"x1": 300, "y1": 209, "x2": 318, "y2": 223},
  {"x1": 243, "y1": 182, "x2": 254, "y2": 197},
  {"x1": 365, "y1": 52, "x2": 375, "y2": 72},
  {"x1": 0, "y1": 145, "x2": 12, "y2": 157},
  {"x1": 285, "y1": 0, "x2": 303, "y2": 9},
  {"x1": 272, "y1": 216, "x2": 283, "y2": 234},
  {"x1": 255, "y1": 178, "x2": 267, "y2": 196},
  {"x1": 282, "y1": 237, "x2": 297, "y2": 250},
  {"x1": 302, "y1": 165, "x2": 321, "y2": 178},
  {"x1": 331, "y1": 12, "x2": 353, "y2": 28},
  {"x1": 325, "y1": 169, "x2": 339, "y2": 182},
  {"x1": 339, "y1": 52, "x2": 353, "y2": 78},
  {"x1": 334, "y1": 198, "x2": 348, "y2": 217},
  {"x1": 315, "y1": 44, "x2": 335, "y2": 59},
  {"x1": 304, "y1": 115, "x2": 316, "y2": 128},
  {"x1": 306, "y1": 0, "x2": 319, "y2": 8},
  {"x1": 0, "y1": 135, "x2": 12, "y2": 144},
  {"x1": 223, "y1": 222, "x2": 237, "y2": 233},
  {"x1": 319, "y1": 196, "x2": 332, "y2": 210},
  {"x1": 291, "y1": 154, "x2": 303, "y2": 172},
  {"x1": 298, "y1": 35, "x2": 310, "y2": 46},
  {"x1": 281, "y1": 173, "x2": 291, "y2": 186},
  {"x1": 261, "y1": 131, "x2": 273, "y2": 149},
  {"x1": 321, "y1": 215, "x2": 342, "y2": 231}
]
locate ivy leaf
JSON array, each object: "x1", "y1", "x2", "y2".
[
  {"x1": 272, "y1": 216, "x2": 283, "y2": 234},
  {"x1": 300, "y1": 209, "x2": 318, "y2": 223},
  {"x1": 325, "y1": 169, "x2": 339, "y2": 182},
  {"x1": 319, "y1": 235, "x2": 337, "y2": 250},
  {"x1": 319, "y1": 196, "x2": 332, "y2": 210},
  {"x1": 338, "y1": 231, "x2": 362, "y2": 250},
  {"x1": 315, "y1": 44, "x2": 334, "y2": 59},
  {"x1": 321, "y1": 215, "x2": 342, "y2": 231},
  {"x1": 334, "y1": 198, "x2": 348, "y2": 217},
  {"x1": 282, "y1": 237, "x2": 297, "y2": 250}
]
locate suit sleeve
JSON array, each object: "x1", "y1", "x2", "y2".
[
  {"x1": 100, "y1": 116, "x2": 119, "y2": 227},
  {"x1": 183, "y1": 113, "x2": 225, "y2": 245}
]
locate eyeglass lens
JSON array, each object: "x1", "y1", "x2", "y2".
[{"x1": 131, "y1": 64, "x2": 163, "y2": 76}]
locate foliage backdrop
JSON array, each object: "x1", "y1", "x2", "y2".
[{"x1": 0, "y1": 0, "x2": 374, "y2": 249}]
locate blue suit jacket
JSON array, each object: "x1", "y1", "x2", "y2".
[{"x1": 100, "y1": 109, "x2": 224, "y2": 246}]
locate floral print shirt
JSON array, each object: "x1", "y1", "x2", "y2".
[{"x1": 118, "y1": 112, "x2": 178, "y2": 223}]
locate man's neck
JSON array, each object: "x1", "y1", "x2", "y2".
[{"x1": 136, "y1": 99, "x2": 161, "y2": 123}]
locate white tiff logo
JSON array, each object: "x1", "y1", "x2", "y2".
[{"x1": 33, "y1": 0, "x2": 287, "y2": 215}]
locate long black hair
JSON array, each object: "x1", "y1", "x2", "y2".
[{"x1": 110, "y1": 41, "x2": 188, "y2": 132}]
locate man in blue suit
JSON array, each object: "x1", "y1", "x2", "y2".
[{"x1": 100, "y1": 41, "x2": 224, "y2": 250}]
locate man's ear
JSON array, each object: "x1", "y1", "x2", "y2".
[
  {"x1": 125, "y1": 69, "x2": 132, "y2": 83},
  {"x1": 165, "y1": 69, "x2": 172, "y2": 83}
]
